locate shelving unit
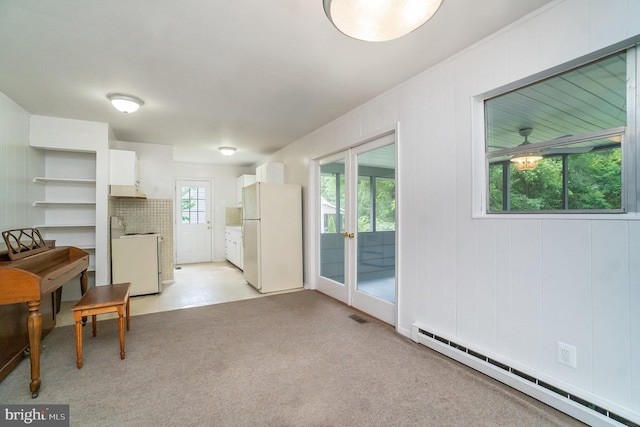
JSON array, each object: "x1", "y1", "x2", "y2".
[
  {"x1": 33, "y1": 177, "x2": 96, "y2": 184},
  {"x1": 28, "y1": 115, "x2": 111, "y2": 301},
  {"x1": 33, "y1": 201, "x2": 96, "y2": 206},
  {"x1": 32, "y1": 150, "x2": 98, "y2": 298}
]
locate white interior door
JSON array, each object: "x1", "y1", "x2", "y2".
[
  {"x1": 176, "y1": 179, "x2": 213, "y2": 264},
  {"x1": 314, "y1": 132, "x2": 397, "y2": 325}
]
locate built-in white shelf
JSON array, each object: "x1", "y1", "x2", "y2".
[
  {"x1": 34, "y1": 224, "x2": 96, "y2": 228},
  {"x1": 33, "y1": 201, "x2": 96, "y2": 206},
  {"x1": 33, "y1": 177, "x2": 96, "y2": 184}
]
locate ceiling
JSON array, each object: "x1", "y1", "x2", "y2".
[{"x1": 0, "y1": 0, "x2": 553, "y2": 166}]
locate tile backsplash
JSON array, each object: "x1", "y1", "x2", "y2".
[
  {"x1": 114, "y1": 198, "x2": 174, "y2": 282},
  {"x1": 225, "y1": 207, "x2": 242, "y2": 226}
]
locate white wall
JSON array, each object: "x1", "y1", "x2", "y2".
[
  {"x1": 272, "y1": 0, "x2": 640, "y2": 424},
  {"x1": 0, "y1": 92, "x2": 43, "y2": 249}
]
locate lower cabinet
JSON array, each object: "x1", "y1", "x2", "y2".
[{"x1": 225, "y1": 227, "x2": 243, "y2": 270}]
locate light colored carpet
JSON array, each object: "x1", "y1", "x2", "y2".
[{"x1": 0, "y1": 290, "x2": 584, "y2": 426}]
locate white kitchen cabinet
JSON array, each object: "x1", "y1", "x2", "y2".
[
  {"x1": 236, "y1": 174, "x2": 256, "y2": 206},
  {"x1": 255, "y1": 162, "x2": 283, "y2": 184},
  {"x1": 225, "y1": 226, "x2": 243, "y2": 269},
  {"x1": 109, "y1": 149, "x2": 146, "y2": 198},
  {"x1": 109, "y1": 149, "x2": 139, "y2": 186}
]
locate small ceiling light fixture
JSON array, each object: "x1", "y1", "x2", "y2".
[
  {"x1": 323, "y1": 0, "x2": 444, "y2": 42},
  {"x1": 219, "y1": 147, "x2": 237, "y2": 156},
  {"x1": 106, "y1": 93, "x2": 144, "y2": 113},
  {"x1": 510, "y1": 128, "x2": 543, "y2": 171}
]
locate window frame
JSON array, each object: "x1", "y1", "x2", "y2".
[
  {"x1": 474, "y1": 42, "x2": 638, "y2": 218},
  {"x1": 486, "y1": 128, "x2": 626, "y2": 214}
]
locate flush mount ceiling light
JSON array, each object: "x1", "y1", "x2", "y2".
[
  {"x1": 106, "y1": 93, "x2": 144, "y2": 113},
  {"x1": 323, "y1": 0, "x2": 444, "y2": 42},
  {"x1": 510, "y1": 128, "x2": 543, "y2": 171},
  {"x1": 219, "y1": 147, "x2": 237, "y2": 156}
]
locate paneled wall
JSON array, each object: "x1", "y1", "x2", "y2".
[
  {"x1": 269, "y1": 0, "x2": 640, "y2": 423},
  {"x1": 0, "y1": 92, "x2": 43, "y2": 242}
]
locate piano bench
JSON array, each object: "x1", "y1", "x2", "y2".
[{"x1": 71, "y1": 283, "x2": 131, "y2": 369}]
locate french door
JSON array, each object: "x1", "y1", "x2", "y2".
[
  {"x1": 175, "y1": 179, "x2": 213, "y2": 264},
  {"x1": 315, "y1": 132, "x2": 397, "y2": 325}
]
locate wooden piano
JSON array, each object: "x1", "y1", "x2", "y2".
[{"x1": 0, "y1": 229, "x2": 89, "y2": 398}]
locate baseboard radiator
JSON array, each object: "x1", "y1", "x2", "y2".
[{"x1": 412, "y1": 326, "x2": 638, "y2": 427}]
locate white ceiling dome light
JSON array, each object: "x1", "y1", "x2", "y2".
[
  {"x1": 219, "y1": 147, "x2": 237, "y2": 156},
  {"x1": 323, "y1": 0, "x2": 444, "y2": 42},
  {"x1": 107, "y1": 93, "x2": 144, "y2": 113}
]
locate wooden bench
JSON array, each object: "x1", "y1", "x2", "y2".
[{"x1": 71, "y1": 283, "x2": 131, "y2": 369}]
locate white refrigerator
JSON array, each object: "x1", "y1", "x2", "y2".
[{"x1": 242, "y1": 182, "x2": 302, "y2": 293}]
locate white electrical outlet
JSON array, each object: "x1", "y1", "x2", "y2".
[{"x1": 557, "y1": 342, "x2": 577, "y2": 368}]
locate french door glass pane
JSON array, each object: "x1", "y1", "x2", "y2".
[
  {"x1": 320, "y1": 160, "x2": 345, "y2": 285},
  {"x1": 357, "y1": 177, "x2": 371, "y2": 232},
  {"x1": 375, "y1": 177, "x2": 396, "y2": 231},
  {"x1": 356, "y1": 144, "x2": 396, "y2": 303}
]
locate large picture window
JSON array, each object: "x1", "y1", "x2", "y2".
[{"x1": 485, "y1": 50, "x2": 630, "y2": 213}]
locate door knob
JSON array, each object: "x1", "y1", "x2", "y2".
[{"x1": 341, "y1": 232, "x2": 354, "y2": 238}]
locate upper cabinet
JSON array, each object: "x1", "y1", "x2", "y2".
[
  {"x1": 109, "y1": 149, "x2": 146, "y2": 198},
  {"x1": 109, "y1": 149, "x2": 138, "y2": 186},
  {"x1": 237, "y1": 174, "x2": 256, "y2": 206},
  {"x1": 255, "y1": 162, "x2": 284, "y2": 184}
]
